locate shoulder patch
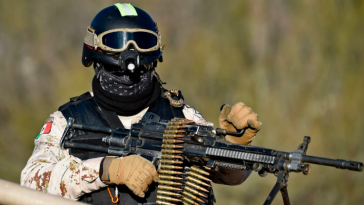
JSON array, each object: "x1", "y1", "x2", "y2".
[{"x1": 36, "y1": 121, "x2": 53, "y2": 139}]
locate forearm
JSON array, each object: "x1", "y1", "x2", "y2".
[
  {"x1": 21, "y1": 155, "x2": 106, "y2": 199},
  {"x1": 21, "y1": 111, "x2": 107, "y2": 200}
]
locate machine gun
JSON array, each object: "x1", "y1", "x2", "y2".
[{"x1": 60, "y1": 112, "x2": 363, "y2": 205}]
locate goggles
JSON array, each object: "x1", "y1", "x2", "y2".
[{"x1": 84, "y1": 27, "x2": 162, "y2": 53}]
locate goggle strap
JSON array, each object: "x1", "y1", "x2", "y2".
[{"x1": 84, "y1": 29, "x2": 98, "y2": 49}]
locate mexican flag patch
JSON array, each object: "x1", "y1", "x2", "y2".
[{"x1": 35, "y1": 121, "x2": 53, "y2": 139}]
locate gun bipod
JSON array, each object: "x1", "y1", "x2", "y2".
[{"x1": 264, "y1": 171, "x2": 290, "y2": 205}]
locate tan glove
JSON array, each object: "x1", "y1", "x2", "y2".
[
  {"x1": 103, "y1": 155, "x2": 159, "y2": 198},
  {"x1": 219, "y1": 102, "x2": 262, "y2": 145}
]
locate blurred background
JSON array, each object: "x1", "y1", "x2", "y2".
[{"x1": 0, "y1": 0, "x2": 363, "y2": 204}]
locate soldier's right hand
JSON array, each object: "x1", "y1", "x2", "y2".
[{"x1": 106, "y1": 155, "x2": 159, "y2": 197}]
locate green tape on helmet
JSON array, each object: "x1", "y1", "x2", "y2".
[{"x1": 114, "y1": 3, "x2": 138, "y2": 17}]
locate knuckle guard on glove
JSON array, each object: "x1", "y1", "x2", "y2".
[
  {"x1": 107, "y1": 155, "x2": 158, "y2": 198},
  {"x1": 219, "y1": 102, "x2": 262, "y2": 145}
]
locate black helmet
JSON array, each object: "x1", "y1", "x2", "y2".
[{"x1": 82, "y1": 3, "x2": 163, "y2": 73}]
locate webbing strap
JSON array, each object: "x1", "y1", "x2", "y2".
[{"x1": 114, "y1": 3, "x2": 138, "y2": 17}]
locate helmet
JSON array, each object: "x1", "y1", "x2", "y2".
[{"x1": 82, "y1": 3, "x2": 163, "y2": 75}]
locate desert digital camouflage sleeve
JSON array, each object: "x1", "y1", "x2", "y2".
[
  {"x1": 20, "y1": 111, "x2": 107, "y2": 200},
  {"x1": 182, "y1": 104, "x2": 214, "y2": 127}
]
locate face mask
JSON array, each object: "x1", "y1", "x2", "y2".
[{"x1": 99, "y1": 68, "x2": 152, "y2": 96}]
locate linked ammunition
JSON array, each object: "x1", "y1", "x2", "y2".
[
  {"x1": 188, "y1": 166, "x2": 210, "y2": 176},
  {"x1": 160, "y1": 159, "x2": 183, "y2": 164},
  {"x1": 184, "y1": 186, "x2": 207, "y2": 198},
  {"x1": 162, "y1": 144, "x2": 184, "y2": 149},
  {"x1": 162, "y1": 139, "x2": 184, "y2": 144},
  {"x1": 157, "y1": 190, "x2": 182, "y2": 197},
  {"x1": 182, "y1": 191, "x2": 205, "y2": 203},
  {"x1": 161, "y1": 149, "x2": 183, "y2": 154},
  {"x1": 158, "y1": 185, "x2": 182, "y2": 191},
  {"x1": 162, "y1": 134, "x2": 184, "y2": 139},
  {"x1": 185, "y1": 181, "x2": 209, "y2": 193},
  {"x1": 161, "y1": 154, "x2": 183, "y2": 159},
  {"x1": 160, "y1": 165, "x2": 183, "y2": 170},
  {"x1": 156, "y1": 200, "x2": 177, "y2": 205},
  {"x1": 181, "y1": 196, "x2": 200, "y2": 205},
  {"x1": 159, "y1": 170, "x2": 183, "y2": 175},
  {"x1": 186, "y1": 176, "x2": 210, "y2": 187},
  {"x1": 185, "y1": 171, "x2": 211, "y2": 181},
  {"x1": 159, "y1": 180, "x2": 182, "y2": 186},
  {"x1": 158, "y1": 119, "x2": 196, "y2": 205},
  {"x1": 157, "y1": 195, "x2": 182, "y2": 203},
  {"x1": 159, "y1": 175, "x2": 183, "y2": 180}
]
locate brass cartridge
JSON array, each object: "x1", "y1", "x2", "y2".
[
  {"x1": 159, "y1": 175, "x2": 183, "y2": 180},
  {"x1": 168, "y1": 120, "x2": 194, "y2": 126},
  {"x1": 186, "y1": 176, "x2": 210, "y2": 187},
  {"x1": 162, "y1": 139, "x2": 184, "y2": 144},
  {"x1": 159, "y1": 170, "x2": 183, "y2": 175},
  {"x1": 182, "y1": 120, "x2": 195, "y2": 124},
  {"x1": 204, "y1": 166, "x2": 211, "y2": 170},
  {"x1": 160, "y1": 165, "x2": 184, "y2": 170},
  {"x1": 189, "y1": 166, "x2": 210, "y2": 176},
  {"x1": 181, "y1": 196, "x2": 200, "y2": 205},
  {"x1": 157, "y1": 195, "x2": 182, "y2": 203},
  {"x1": 158, "y1": 180, "x2": 182, "y2": 186},
  {"x1": 185, "y1": 181, "x2": 209, "y2": 193},
  {"x1": 184, "y1": 186, "x2": 207, "y2": 198},
  {"x1": 163, "y1": 134, "x2": 184, "y2": 139},
  {"x1": 164, "y1": 130, "x2": 186, "y2": 134},
  {"x1": 158, "y1": 185, "x2": 182, "y2": 191},
  {"x1": 168, "y1": 121, "x2": 183, "y2": 126},
  {"x1": 157, "y1": 190, "x2": 182, "y2": 197},
  {"x1": 161, "y1": 154, "x2": 183, "y2": 159},
  {"x1": 186, "y1": 171, "x2": 211, "y2": 181},
  {"x1": 166, "y1": 125, "x2": 187, "y2": 130},
  {"x1": 171, "y1": 118, "x2": 183, "y2": 121},
  {"x1": 162, "y1": 144, "x2": 184, "y2": 149},
  {"x1": 160, "y1": 159, "x2": 183, "y2": 164},
  {"x1": 182, "y1": 191, "x2": 205, "y2": 203},
  {"x1": 161, "y1": 149, "x2": 183, "y2": 154}
]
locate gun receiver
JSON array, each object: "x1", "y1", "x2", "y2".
[{"x1": 60, "y1": 112, "x2": 363, "y2": 205}]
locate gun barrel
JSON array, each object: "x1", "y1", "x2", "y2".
[
  {"x1": 64, "y1": 141, "x2": 109, "y2": 153},
  {"x1": 72, "y1": 123, "x2": 116, "y2": 134},
  {"x1": 301, "y1": 155, "x2": 363, "y2": 171}
]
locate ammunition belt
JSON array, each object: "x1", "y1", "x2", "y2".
[{"x1": 156, "y1": 118, "x2": 211, "y2": 205}]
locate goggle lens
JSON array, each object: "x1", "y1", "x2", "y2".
[{"x1": 102, "y1": 31, "x2": 157, "y2": 50}]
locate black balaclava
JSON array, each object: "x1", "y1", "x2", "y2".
[
  {"x1": 92, "y1": 63, "x2": 161, "y2": 116},
  {"x1": 99, "y1": 68, "x2": 152, "y2": 96}
]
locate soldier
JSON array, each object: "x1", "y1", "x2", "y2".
[{"x1": 21, "y1": 3, "x2": 262, "y2": 205}]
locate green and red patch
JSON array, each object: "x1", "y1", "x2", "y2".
[{"x1": 35, "y1": 121, "x2": 53, "y2": 139}]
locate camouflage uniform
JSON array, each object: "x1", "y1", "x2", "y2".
[{"x1": 21, "y1": 105, "x2": 211, "y2": 200}]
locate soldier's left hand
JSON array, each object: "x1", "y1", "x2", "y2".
[{"x1": 219, "y1": 102, "x2": 262, "y2": 145}]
